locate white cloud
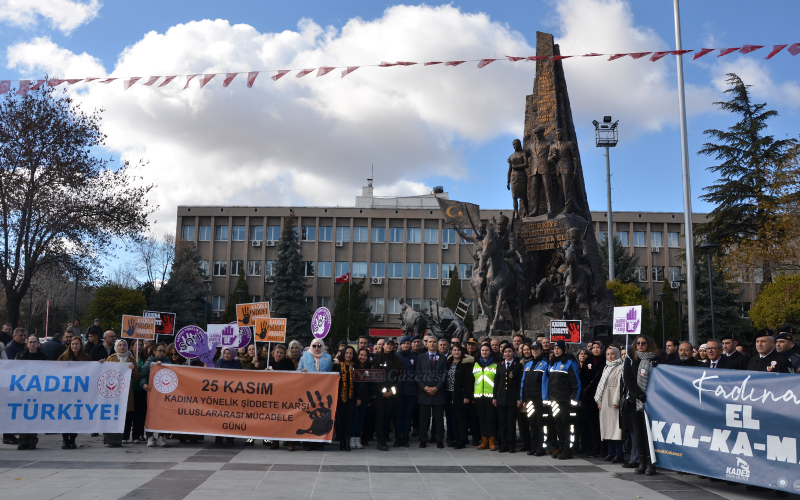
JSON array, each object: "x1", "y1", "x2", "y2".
[
  {"x1": 7, "y1": 36, "x2": 106, "y2": 77},
  {"x1": 711, "y1": 57, "x2": 800, "y2": 110},
  {"x1": 0, "y1": 0, "x2": 101, "y2": 33}
]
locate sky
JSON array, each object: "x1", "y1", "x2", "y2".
[{"x1": 1, "y1": 0, "x2": 799, "y2": 244}]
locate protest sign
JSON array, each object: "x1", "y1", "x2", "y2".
[
  {"x1": 121, "y1": 315, "x2": 156, "y2": 340},
  {"x1": 143, "y1": 310, "x2": 177, "y2": 335},
  {"x1": 311, "y1": 307, "x2": 331, "y2": 339},
  {"x1": 645, "y1": 366, "x2": 800, "y2": 493},
  {"x1": 0, "y1": 360, "x2": 132, "y2": 433},
  {"x1": 254, "y1": 318, "x2": 287, "y2": 343},
  {"x1": 550, "y1": 319, "x2": 581, "y2": 343},
  {"x1": 145, "y1": 365, "x2": 338, "y2": 441},
  {"x1": 175, "y1": 326, "x2": 215, "y2": 367},
  {"x1": 208, "y1": 322, "x2": 252, "y2": 349},
  {"x1": 237, "y1": 302, "x2": 270, "y2": 327},
  {"x1": 612, "y1": 306, "x2": 642, "y2": 343}
]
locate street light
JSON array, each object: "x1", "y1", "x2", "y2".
[
  {"x1": 203, "y1": 280, "x2": 213, "y2": 327},
  {"x1": 671, "y1": 279, "x2": 685, "y2": 341},
  {"x1": 699, "y1": 243, "x2": 720, "y2": 339},
  {"x1": 71, "y1": 267, "x2": 80, "y2": 322},
  {"x1": 28, "y1": 283, "x2": 36, "y2": 332},
  {"x1": 657, "y1": 292, "x2": 667, "y2": 347},
  {"x1": 593, "y1": 116, "x2": 619, "y2": 281}
]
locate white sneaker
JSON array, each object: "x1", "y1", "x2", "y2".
[
  {"x1": 146, "y1": 436, "x2": 155, "y2": 447},
  {"x1": 349, "y1": 437, "x2": 355, "y2": 449},
  {"x1": 156, "y1": 436, "x2": 167, "y2": 447},
  {"x1": 122, "y1": 439, "x2": 130, "y2": 444},
  {"x1": 355, "y1": 437, "x2": 362, "y2": 449}
]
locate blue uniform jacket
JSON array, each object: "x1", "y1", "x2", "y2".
[
  {"x1": 543, "y1": 357, "x2": 581, "y2": 403},
  {"x1": 520, "y1": 357, "x2": 550, "y2": 401}
]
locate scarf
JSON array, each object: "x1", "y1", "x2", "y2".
[
  {"x1": 594, "y1": 349, "x2": 622, "y2": 404},
  {"x1": 635, "y1": 350, "x2": 656, "y2": 411},
  {"x1": 114, "y1": 340, "x2": 131, "y2": 363},
  {"x1": 477, "y1": 355, "x2": 495, "y2": 367},
  {"x1": 339, "y1": 362, "x2": 354, "y2": 401}
]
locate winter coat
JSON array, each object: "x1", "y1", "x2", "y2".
[
  {"x1": 415, "y1": 350, "x2": 447, "y2": 405},
  {"x1": 140, "y1": 355, "x2": 171, "y2": 386},
  {"x1": 397, "y1": 348, "x2": 419, "y2": 396},
  {"x1": 215, "y1": 357, "x2": 241, "y2": 369},
  {"x1": 545, "y1": 355, "x2": 581, "y2": 402},
  {"x1": 41, "y1": 338, "x2": 64, "y2": 360},
  {"x1": 296, "y1": 351, "x2": 332, "y2": 372},
  {"x1": 86, "y1": 325, "x2": 104, "y2": 339},
  {"x1": 15, "y1": 350, "x2": 48, "y2": 361},
  {"x1": 5, "y1": 340, "x2": 26, "y2": 360},
  {"x1": 240, "y1": 352, "x2": 267, "y2": 370},
  {"x1": 670, "y1": 357, "x2": 703, "y2": 367},
  {"x1": 447, "y1": 356, "x2": 474, "y2": 405},
  {"x1": 374, "y1": 352, "x2": 404, "y2": 397},
  {"x1": 106, "y1": 353, "x2": 140, "y2": 412},
  {"x1": 580, "y1": 355, "x2": 606, "y2": 402},
  {"x1": 520, "y1": 355, "x2": 549, "y2": 403},
  {"x1": 597, "y1": 363, "x2": 623, "y2": 440},
  {"x1": 268, "y1": 357, "x2": 296, "y2": 371},
  {"x1": 493, "y1": 358, "x2": 523, "y2": 406},
  {"x1": 353, "y1": 360, "x2": 373, "y2": 403},
  {"x1": 724, "y1": 350, "x2": 751, "y2": 370},
  {"x1": 91, "y1": 343, "x2": 115, "y2": 362},
  {"x1": 746, "y1": 349, "x2": 793, "y2": 373}
]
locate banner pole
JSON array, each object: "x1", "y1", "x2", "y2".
[{"x1": 643, "y1": 409, "x2": 657, "y2": 464}]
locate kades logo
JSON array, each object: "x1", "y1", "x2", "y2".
[{"x1": 725, "y1": 457, "x2": 750, "y2": 481}]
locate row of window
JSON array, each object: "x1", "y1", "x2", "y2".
[
  {"x1": 183, "y1": 225, "x2": 472, "y2": 244},
  {"x1": 598, "y1": 230, "x2": 681, "y2": 248},
  {"x1": 209, "y1": 294, "x2": 469, "y2": 315},
  {"x1": 203, "y1": 260, "x2": 474, "y2": 279},
  {"x1": 636, "y1": 266, "x2": 682, "y2": 283}
]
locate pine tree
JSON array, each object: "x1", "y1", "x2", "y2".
[
  {"x1": 329, "y1": 279, "x2": 374, "y2": 345},
  {"x1": 151, "y1": 241, "x2": 207, "y2": 329},
  {"x1": 443, "y1": 269, "x2": 473, "y2": 332},
  {"x1": 654, "y1": 279, "x2": 680, "y2": 347},
  {"x1": 698, "y1": 73, "x2": 795, "y2": 283},
  {"x1": 272, "y1": 214, "x2": 311, "y2": 343},
  {"x1": 599, "y1": 235, "x2": 640, "y2": 284},
  {"x1": 688, "y1": 249, "x2": 747, "y2": 344},
  {"x1": 222, "y1": 267, "x2": 250, "y2": 324}
]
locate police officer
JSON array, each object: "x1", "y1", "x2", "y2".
[
  {"x1": 774, "y1": 332, "x2": 800, "y2": 373},
  {"x1": 396, "y1": 335, "x2": 417, "y2": 447},
  {"x1": 373, "y1": 338, "x2": 403, "y2": 451},
  {"x1": 494, "y1": 344, "x2": 522, "y2": 453},
  {"x1": 746, "y1": 329, "x2": 792, "y2": 374},
  {"x1": 544, "y1": 340, "x2": 581, "y2": 460},
  {"x1": 720, "y1": 333, "x2": 750, "y2": 370},
  {"x1": 777, "y1": 325, "x2": 800, "y2": 356},
  {"x1": 520, "y1": 342, "x2": 549, "y2": 456}
]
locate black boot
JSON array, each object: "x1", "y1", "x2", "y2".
[
  {"x1": 635, "y1": 457, "x2": 648, "y2": 475},
  {"x1": 70, "y1": 435, "x2": 77, "y2": 449},
  {"x1": 377, "y1": 441, "x2": 389, "y2": 451},
  {"x1": 62, "y1": 438, "x2": 69, "y2": 449},
  {"x1": 401, "y1": 432, "x2": 409, "y2": 448},
  {"x1": 393, "y1": 433, "x2": 401, "y2": 447},
  {"x1": 645, "y1": 458, "x2": 657, "y2": 476}
]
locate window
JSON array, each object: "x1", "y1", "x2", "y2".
[
  {"x1": 265, "y1": 261, "x2": 275, "y2": 277},
  {"x1": 214, "y1": 225, "x2": 229, "y2": 241},
  {"x1": 213, "y1": 261, "x2": 227, "y2": 276},
  {"x1": 231, "y1": 260, "x2": 244, "y2": 276},
  {"x1": 266, "y1": 226, "x2": 281, "y2": 241},
  {"x1": 336, "y1": 227, "x2": 350, "y2": 242},
  {"x1": 637, "y1": 266, "x2": 648, "y2": 282},
  {"x1": 411, "y1": 298, "x2": 421, "y2": 311},
  {"x1": 352, "y1": 262, "x2": 367, "y2": 278},
  {"x1": 247, "y1": 260, "x2": 262, "y2": 276},
  {"x1": 319, "y1": 226, "x2": 333, "y2": 242},
  {"x1": 198, "y1": 225, "x2": 211, "y2": 241},
  {"x1": 335, "y1": 262, "x2": 349, "y2": 277},
  {"x1": 599, "y1": 230, "x2": 607, "y2": 243},
  {"x1": 198, "y1": 260, "x2": 209, "y2": 278},
  {"x1": 181, "y1": 226, "x2": 195, "y2": 241},
  {"x1": 442, "y1": 229, "x2": 456, "y2": 244},
  {"x1": 211, "y1": 295, "x2": 225, "y2": 311},
  {"x1": 423, "y1": 299, "x2": 435, "y2": 311},
  {"x1": 406, "y1": 228, "x2": 421, "y2": 243},
  {"x1": 633, "y1": 231, "x2": 646, "y2": 247},
  {"x1": 652, "y1": 266, "x2": 665, "y2": 282},
  {"x1": 668, "y1": 232, "x2": 680, "y2": 248},
  {"x1": 317, "y1": 297, "x2": 331, "y2": 309},
  {"x1": 424, "y1": 228, "x2": 438, "y2": 244},
  {"x1": 249, "y1": 226, "x2": 263, "y2": 241},
  {"x1": 301, "y1": 226, "x2": 316, "y2": 241},
  {"x1": 669, "y1": 266, "x2": 682, "y2": 283},
  {"x1": 406, "y1": 263, "x2": 421, "y2": 278},
  {"x1": 250, "y1": 295, "x2": 260, "y2": 303},
  {"x1": 303, "y1": 262, "x2": 315, "y2": 277},
  {"x1": 651, "y1": 231, "x2": 663, "y2": 248},
  {"x1": 370, "y1": 262, "x2": 385, "y2": 278},
  {"x1": 459, "y1": 263, "x2": 473, "y2": 279},
  {"x1": 424, "y1": 263, "x2": 438, "y2": 279},
  {"x1": 353, "y1": 227, "x2": 368, "y2": 242},
  {"x1": 388, "y1": 298, "x2": 401, "y2": 314},
  {"x1": 232, "y1": 225, "x2": 246, "y2": 241},
  {"x1": 617, "y1": 231, "x2": 629, "y2": 247},
  {"x1": 388, "y1": 263, "x2": 403, "y2": 278},
  {"x1": 442, "y1": 263, "x2": 456, "y2": 279},
  {"x1": 389, "y1": 227, "x2": 404, "y2": 243},
  {"x1": 459, "y1": 228, "x2": 473, "y2": 244},
  {"x1": 317, "y1": 261, "x2": 332, "y2": 277},
  {"x1": 370, "y1": 298, "x2": 385, "y2": 315},
  {"x1": 739, "y1": 302, "x2": 751, "y2": 318},
  {"x1": 305, "y1": 297, "x2": 314, "y2": 308},
  {"x1": 371, "y1": 227, "x2": 385, "y2": 243}
]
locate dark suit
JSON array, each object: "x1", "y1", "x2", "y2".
[
  {"x1": 723, "y1": 351, "x2": 750, "y2": 370},
  {"x1": 416, "y1": 351, "x2": 447, "y2": 444},
  {"x1": 670, "y1": 357, "x2": 703, "y2": 367},
  {"x1": 528, "y1": 138, "x2": 553, "y2": 215},
  {"x1": 91, "y1": 343, "x2": 114, "y2": 361},
  {"x1": 494, "y1": 358, "x2": 522, "y2": 452},
  {"x1": 702, "y1": 356, "x2": 735, "y2": 370}
]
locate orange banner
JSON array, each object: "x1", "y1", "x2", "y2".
[
  {"x1": 144, "y1": 365, "x2": 338, "y2": 441},
  {"x1": 236, "y1": 302, "x2": 270, "y2": 327},
  {"x1": 254, "y1": 318, "x2": 286, "y2": 342}
]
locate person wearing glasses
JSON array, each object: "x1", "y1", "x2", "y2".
[
  {"x1": 14, "y1": 334, "x2": 48, "y2": 450},
  {"x1": 701, "y1": 339, "x2": 733, "y2": 369},
  {"x1": 140, "y1": 342, "x2": 171, "y2": 447}
]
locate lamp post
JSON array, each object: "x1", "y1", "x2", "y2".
[
  {"x1": 203, "y1": 280, "x2": 213, "y2": 327},
  {"x1": 700, "y1": 243, "x2": 720, "y2": 339},
  {"x1": 593, "y1": 116, "x2": 619, "y2": 281},
  {"x1": 28, "y1": 283, "x2": 36, "y2": 332},
  {"x1": 71, "y1": 267, "x2": 80, "y2": 322},
  {"x1": 672, "y1": 279, "x2": 685, "y2": 342},
  {"x1": 657, "y1": 292, "x2": 667, "y2": 347}
]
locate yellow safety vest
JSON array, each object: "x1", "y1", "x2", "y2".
[{"x1": 473, "y1": 362, "x2": 497, "y2": 398}]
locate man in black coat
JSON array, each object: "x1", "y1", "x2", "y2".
[
  {"x1": 415, "y1": 335, "x2": 447, "y2": 448},
  {"x1": 746, "y1": 330, "x2": 793, "y2": 374},
  {"x1": 91, "y1": 330, "x2": 117, "y2": 361},
  {"x1": 670, "y1": 342, "x2": 703, "y2": 367},
  {"x1": 41, "y1": 332, "x2": 65, "y2": 360},
  {"x1": 702, "y1": 339, "x2": 735, "y2": 369},
  {"x1": 86, "y1": 319, "x2": 103, "y2": 341},
  {"x1": 493, "y1": 344, "x2": 522, "y2": 453},
  {"x1": 720, "y1": 333, "x2": 750, "y2": 370}
]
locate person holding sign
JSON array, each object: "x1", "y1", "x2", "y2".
[
  {"x1": 103, "y1": 340, "x2": 139, "y2": 448},
  {"x1": 14, "y1": 334, "x2": 48, "y2": 450},
  {"x1": 56, "y1": 335, "x2": 92, "y2": 449}
]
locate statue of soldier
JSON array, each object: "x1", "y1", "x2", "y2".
[
  {"x1": 494, "y1": 215, "x2": 525, "y2": 290},
  {"x1": 562, "y1": 227, "x2": 593, "y2": 293},
  {"x1": 528, "y1": 127, "x2": 553, "y2": 217},
  {"x1": 548, "y1": 128, "x2": 581, "y2": 214},
  {"x1": 507, "y1": 139, "x2": 529, "y2": 219},
  {"x1": 454, "y1": 224, "x2": 488, "y2": 317}
]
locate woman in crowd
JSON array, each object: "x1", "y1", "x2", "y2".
[
  {"x1": 516, "y1": 342, "x2": 534, "y2": 452},
  {"x1": 352, "y1": 348, "x2": 372, "y2": 449},
  {"x1": 595, "y1": 346, "x2": 624, "y2": 463},
  {"x1": 494, "y1": 344, "x2": 522, "y2": 453},
  {"x1": 264, "y1": 344, "x2": 296, "y2": 449},
  {"x1": 15, "y1": 335, "x2": 48, "y2": 450},
  {"x1": 473, "y1": 343, "x2": 498, "y2": 451},
  {"x1": 140, "y1": 342, "x2": 170, "y2": 447},
  {"x1": 288, "y1": 340, "x2": 303, "y2": 368},
  {"x1": 372, "y1": 339, "x2": 403, "y2": 451},
  {"x1": 582, "y1": 342, "x2": 607, "y2": 457},
  {"x1": 447, "y1": 343, "x2": 473, "y2": 449},
  {"x1": 56, "y1": 335, "x2": 92, "y2": 449},
  {"x1": 575, "y1": 347, "x2": 591, "y2": 454},
  {"x1": 213, "y1": 347, "x2": 239, "y2": 446},
  {"x1": 335, "y1": 346, "x2": 356, "y2": 451},
  {"x1": 297, "y1": 339, "x2": 332, "y2": 372},
  {"x1": 166, "y1": 344, "x2": 186, "y2": 365},
  {"x1": 240, "y1": 343, "x2": 265, "y2": 370},
  {"x1": 622, "y1": 335, "x2": 664, "y2": 476},
  {"x1": 697, "y1": 344, "x2": 708, "y2": 362},
  {"x1": 104, "y1": 339, "x2": 139, "y2": 448},
  {"x1": 547, "y1": 340, "x2": 581, "y2": 460}
]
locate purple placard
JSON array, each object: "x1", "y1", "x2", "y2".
[
  {"x1": 175, "y1": 325, "x2": 215, "y2": 367},
  {"x1": 311, "y1": 307, "x2": 331, "y2": 339},
  {"x1": 223, "y1": 321, "x2": 252, "y2": 349}
]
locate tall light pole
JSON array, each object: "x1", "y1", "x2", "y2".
[
  {"x1": 71, "y1": 267, "x2": 80, "y2": 322},
  {"x1": 203, "y1": 280, "x2": 213, "y2": 327},
  {"x1": 593, "y1": 116, "x2": 619, "y2": 281},
  {"x1": 28, "y1": 284, "x2": 36, "y2": 332},
  {"x1": 700, "y1": 243, "x2": 719, "y2": 339},
  {"x1": 674, "y1": 0, "x2": 698, "y2": 346},
  {"x1": 657, "y1": 292, "x2": 667, "y2": 348},
  {"x1": 672, "y1": 279, "x2": 685, "y2": 342}
]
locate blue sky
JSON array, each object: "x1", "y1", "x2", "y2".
[{"x1": 2, "y1": 0, "x2": 798, "y2": 229}]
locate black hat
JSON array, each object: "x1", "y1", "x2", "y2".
[
  {"x1": 719, "y1": 333, "x2": 735, "y2": 341},
  {"x1": 775, "y1": 332, "x2": 794, "y2": 342},
  {"x1": 466, "y1": 337, "x2": 478, "y2": 345},
  {"x1": 384, "y1": 338, "x2": 396, "y2": 345},
  {"x1": 410, "y1": 335, "x2": 421, "y2": 342},
  {"x1": 778, "y1": 325, "x2": 796, "y2": 335},
  {"x1": 753, "y1": 329, "x2": 775, "y2": 341},
  {"x1": 530, "y1": 342, "x2": 543, "y2": 350},
  {"x1": 555, "y1": 340, "x2": 567, "y2": 352}
]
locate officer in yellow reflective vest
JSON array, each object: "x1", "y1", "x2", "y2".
[{"x1": 473, "y1": 343, "x2": 498, "y2": 451}]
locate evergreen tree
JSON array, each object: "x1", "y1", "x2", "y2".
[
  {"x1": 607, "y1": 280, "x2": 654, "y2": 340},
  {"x1": 698, "y1": 73, "x2": 795, "y2": 283},
  {"x1": 687, "y1": 249, "x2": 747, "y2": 344},
  {"x1": 654, "y1": 279, "x2": 680, "y2": 347},
  {"x1": 151, "y1": 241, "x2": 207, "y2": 329},
  {"x1": 749, "y1": 274, "x2": 800, "y2": 330},
  {"x1": 222, "y1": 267, "x2": 250, "y2": 324},
  {"x1": 329, "y1": 279, "x2": 374, "y2": 345},
  {"x1": 443, "y1": 269, "x2": 473, "y2": 332},
  {"x1": 87, "y1": 283, "x2": 147, "y2": 335},
  {"x1": 599, "y1": 235, "x2": 640, "y2": 284},
  {"x1": 272, "y1": 215, "x2": 311, "y2": 343}
]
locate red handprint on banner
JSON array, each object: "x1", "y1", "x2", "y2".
[
  {"x1": 160, "y1": 314, "x2": 175, "y2": 335},
  {"x1": 568, "y1": 322, "x2": 580, "y2": 338}
]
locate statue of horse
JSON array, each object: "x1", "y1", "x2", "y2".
[
  {"x1": 480, "y1": 225, "x2": 518, "y2": 333},
  {"x1": 398, "y1": 298, "x2": 429, "y2": 337},
  {"x1": 563, "y1": 242, "x2": 593, "y2": 325}
]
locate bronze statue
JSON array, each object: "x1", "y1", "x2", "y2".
[
  {"x1": 528, "y1": 127, "x2": 553, "y2": 216},
  {"x1": 507, "y1": 139, "x2": 529, "y2": 219},
  {"x1": 562, "y1": 227, "x2": 593, "y2": 325},
  {"x1": 398, "y1": 298, "x2": 428, "y2": 337},
  {"x1": 479, "y1": 216, "x2": 525, "y2": 333},
  {"x1": 454, "y1": 224, "x2": 487, "y2": 317},
  {"x1": 549, "y1": 128, "x2": 581, "y2": 214}
]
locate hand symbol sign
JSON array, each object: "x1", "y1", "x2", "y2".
[
  {"x1": 296, "y1": 390, "x2": 334, "y2": 436},
  {"x1": 161, "y1": 314, "x2": 175, "y2": 334},
  {"x1": 241, "y1": 306, "x2": 251, "y2": 325},
  {"x1": 181, "y1": 332, "x2": 215, "y2": 367},
  {"x1": 312, "y1": 314, "x2": 326, "y2": 337},
  {"x1": 124, "y1": 319, "x2": 136, "y2": 337},
  {"x1": 257, "y1": 321, "x2": 268, "y2": 340}
]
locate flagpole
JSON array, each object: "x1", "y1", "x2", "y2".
[{"x1": 347, "y1": 278, "x2": 350, "y2": 344}]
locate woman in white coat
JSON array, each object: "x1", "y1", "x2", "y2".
[{"x1": 595, "y1": 346, "x2": 624, "y2": 463}]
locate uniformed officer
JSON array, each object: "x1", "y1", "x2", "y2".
[
  {"x1": 720, "y1": 333, "x2": 750, "y2": 370},
  {"x1": 493, "y1": 344, "x2": 522, "y2": 453},
  {"x1": 775, "y1": 332, "x2": 800, "y2": 373},
  {"x1": 746, "y1": 329, "x2": 793, "y2": 373},
  {"x1": 520, "y1": 342, "x2": 549, "y2": 456}
]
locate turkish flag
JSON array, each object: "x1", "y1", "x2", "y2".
[
  {"x1": 317, "y1": 67, "x2": 336, "y2": 77},
  {"x1": 608, "y1": 53, "x2": 628, "y2": 61},
  {"x1": 396, "y1": 62, "x2": 416, "y2": 66},
  {"x1": 296, "y1": 69, "x2": 314, "y2": 78},
  {"x1": 424, "y1": 61, "x2": 442, "y2": 66},
  {"x1": 445, "y1": 61, "x2": 466, "y2": 66},
  {"x1": 718, "y1": 47, "x2": 741, "y2": 57},
  {"x1": 183, "y1": 74, "x2": 197, "y2": 89},
  {"x1": 335, "y1": 273, "x2": 351, "y2": 284},
  {"x1": 248, "y1": 72, "x2": 260, "y2": 87},
  {"x1": 0, "y1": 81, "x2": 10, "y2": 94},
  {"x1": 477, "y1": 59, "x2": 496, "y2": 68},
  {"x1": 379, "y1": 61, "x2": 398, "y2": 67},
  {"x1": 629, "y1": 52, "x2": 652, "y2": 60},
  {"x1": 270, "y1": 71, "x2": 287, "y2": 82},
  {"x1": 30, "y1": 80, "x2": 46, "y2": 90},
  {"x1": 506, "y1": 56, "x2": 525, "y2": 62},
  {"x1": 693, "y1": 48, "x2": 715, "y2": 60},
  {"x1": 223, "y1": 73, "x2": 238, "y2": 87},
  {"x1": 123, "y1": 77, "x2": 141, "y2": 90},
  {"x1": 16, "y1": 80, "x2": 32, "y2": 96},
  {"x1": 199, "y1": 74, "x2": 216, "y2": 88},
  {"x1": 159, "y1": 76, "x2": 177, "y2": 87},
  {"x1": 765, "y1": 44, "x2": 788, "y2": 59},
  {"x1": 341, "y1": 66, "x2": 359, "y2": 78}
]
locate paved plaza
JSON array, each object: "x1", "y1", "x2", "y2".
[{"x1": 0, "y1": 434, "x2": 783, "y2": 500}]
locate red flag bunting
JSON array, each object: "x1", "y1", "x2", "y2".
[
  {"x1": 608, "y1": 53, "x2": 628, "y2": 61},
  {"x1": 270, "y1": 71, "x2": 288, "y2": 81},
  {"x1": 718, "y1": 47, "x2": 741, "y2": 57},
  {"x1": 66, "y1": 79, "x2": 82, "y2": 85},
  {"x1": 506, "y1": 56, "x2": 525, "y2": 61},
  {"x1": 223, "y1": 73, "x2": 238, "y2": 87},
  {"x1": 317, "y1": 67, "x2": 336, "y2": 77},
  {"x1": 30, "y1": 80, "x2": 46, "y2": 90},
  {"x1": 527, "y1": 56, "x2": 548, "y2": 61},
  {"x1": 424, "y1": 61, "x2": 442, "y2": 66},
  {"x1": 765, "y1": 44, "x2": 788, "y2": 59},
  {"x1": 47, "y1": 79, "x2": 64, "y2": 86},
  {"x1": 0, "y1": 81, "x2": 10, "y2": 94},
  {"x1": 341, "y1": 66, "x2": 359, "y2": 78},
  {"x1": 379, "y1": 61, "x2": 398, "y2": 67},
  {"x1": 84, "y1": 77, "x2": 99, "y2": 83},
  {"x1": 670, "y1": 50, "x2": 693, "y2": 56},
  {"x1": 445, "y1": 61, "x2": 466, "y2": 66},
  {"x1": 650, "y1": 51, "x2": 670, "y2": 62},
  {"x1": 199, "y1": 74, "x2": 215, "y2": 88},
  {"x1": 552, "y1": 55, "x2": 572, "y2": 61},
  {"x1": 16, "y1": 80, "x2": 31, "y2": 96},
  {"x1": 583, "y1": 53, "x2": 603, "y2": 57},
  {"x1": 693, "y1": 48, "x2": 715, "y2": 60},
  {"x1": 99, "y1": 78, "x2": 117, "y2": 84},
  {"x1": 629, "y1": 52, "x2": 652, "y2": 60},
  {"x1": 477, "y1": 59, "x2": 496, "y2": 68},
  {"x1": 396, "y1": 62, "x2": 417, "y2": 66},
  {"x1": 788, "y1": 43, "x2": 800, "y2": 56},
  {"x1": 247, "y1": 72, "x2": 259, "y2": 87},
  {"x1": 296, "y1": 69, "x2": 314, "y2": 78},
  {"x1": 739, "y1": 45, "x2": 763, "y2": 54},
  {"x1": 123, "y1": 77, "x2": 141, "y2": 91},
  {"x1": 143, "y1": 76, "x2": 159, "y2": 86},
  {"x1": 183, "y1": 75, "x2": 197, "y2": 89},
  {"x1": 159, "y1": 76, "x2": 177, "y2": 87}
]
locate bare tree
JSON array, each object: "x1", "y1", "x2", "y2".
[{"x1": 133, "y1": 232, "x2": 175, "y2": 290}]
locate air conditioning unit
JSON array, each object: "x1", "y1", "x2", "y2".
[
  {"x1": 651, "y1": 246, "x2": 661, "y2": 253},
  {"x1": 264, "y1": 276, "x2": 274, "y2": 283},
  {"x1": 671, "y1": 281, "x2": 681, "y2": 289},
  {"x1": 265, "y1": 240, "x2": 276, "y2": 247},
  {"x1": 335, "y1": 241, "x2": 344, "y2": 247},
  {"x1": 442, "y1": 279, "x2": 451, "y2": 286},
  {"x1": 251, "y1": 240, "x2": 262, "y2": 247},
  {"x1": 441, "y1": 243, "x2": 449, "y2": 250},
  {"x1": 371, "y1": 277, "x2": 383, "y2": 285}
]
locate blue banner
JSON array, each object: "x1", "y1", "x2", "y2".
[{"x1": 645, "y1": 366, "x2": 800, "y2": 493}]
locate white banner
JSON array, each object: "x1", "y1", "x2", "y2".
[{"x1": 0, "y1": 360, "x2": 133, "y2": 433}]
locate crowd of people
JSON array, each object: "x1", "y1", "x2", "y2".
[{"x1": 1, "y1": 320, "x2": 797, "y2": 493}]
